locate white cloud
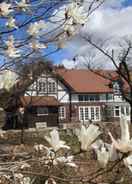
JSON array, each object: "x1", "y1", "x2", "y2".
[
  {"x1": 61, "y1": 1, "x2": 132, "y2": 69},
  {"x1": 61, "y1": 59, "x2": 75, "y2": 69}
]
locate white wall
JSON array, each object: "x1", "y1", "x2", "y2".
[{"x1": 25, "y1": 74, "x2": 70, "y2": 103}]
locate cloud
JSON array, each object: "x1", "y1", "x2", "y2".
[{"x1": 61, "y1": 1, "x2": 132, "y2": 69}]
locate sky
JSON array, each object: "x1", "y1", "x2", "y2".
[{"x1": 49, "y1": 0, "x2": 132, "y2": 69}]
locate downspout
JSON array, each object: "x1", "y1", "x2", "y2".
[{"x1": 69, "y1": 92, "x2": 72, "y2": 122}]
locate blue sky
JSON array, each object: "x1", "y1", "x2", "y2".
[
  {"x1": 49, "y1": 0, "x2": 132, "y2": 68},
  {"x1": 0, "y1": 0, "x2": 132, "y2": 69}
]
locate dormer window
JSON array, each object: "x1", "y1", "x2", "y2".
[
  {"x1": 38, "y1": 82, "x2": 46, "y2": 92},
  {"x1": 113, "y1": 81, "x2": 121, "y2": 95},
  {"x1": 48, "y1": 82, "x2": 56, "y2": 93}
]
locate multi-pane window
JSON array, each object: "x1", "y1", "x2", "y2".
[
  {"x1": 95, "y1": 107, "x2": 100, "y2": 120},
  {"x1": 79, "y1": 106, "x2": 100, "y2": 121},
  {"x1": 91, "y1": 107, "x2": 94, "y2": 121},
  {"x1": 79, "y1": 95, "x2": 100, "y2": 102},
  {"x1": 37, "y1": 81, "x2": 56, "y2": 93},
  {"x1": 37, "y1": 107, "x2": 48, "y2": 116},
  {"x1": 114, "y1": 106, "x2": 120, "y2": 117},
  {"x1": 59, "y1": 106, "x2": 66, "y2": 119},
  {"x1": 48, "y1": 82, "x2": 56, "y2": 93},
  {"x1": 38, "y1": 82, "x2": 46, "y2": 92},
  {"x1": 85, "y1": 107, "x2": 89, "y2": 121},
  {"x1": 79, "y1": 107, "x2": 84, "y2": 121},
  {"x1": 113, "y1": 82, "x2": 121, "y2": 95}
]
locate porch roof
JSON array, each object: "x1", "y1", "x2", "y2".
[{"x1": 20, "y1": 96, "x2": 60, "y2": 107}]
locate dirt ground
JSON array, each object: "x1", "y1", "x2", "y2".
[{"x1": 0, "y1": 122, "x2": 132, "y2": 184}]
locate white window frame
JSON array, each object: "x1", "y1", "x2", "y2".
[
  {"x1": 59, "y1": 106, "x2": 66, "y2": 119},
  {"x1": 37, "y1": 107, "x2": 48, "y2": 116},
  {"x1": 48, "y1": 82, "x2": 56, "y2": 93},
  {"x1": 114, "y1": 106, "x2": 121, "y2": 117},
  {"x1": 79, "y1": 106, "x2": 101, "y2": 122},
  {"x1": 38, "y1": 81, "x2": 47, "y2": 93},
  {"x1": 78, "y1": 94, "x2": 100, "y2": 102}
]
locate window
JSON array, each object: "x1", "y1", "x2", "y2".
[
  {"x1": 126, "y1": 106, "x2": 130, "y2": 116},
  {"x1": 107, "y1": 94, "x2": 113, "y2": 101},
  {"x1": 114, "y1": 106, "x2": 120, "y2": 117},
  {"x1": 79, "y1": 95, "x2": 100, "y2": 102},
  {"x1": 59, "y1": 106, "x2": 66, "y2": 119},
  {"x1": 85, "y1": 107, "x2": 89, "y2": 121},
  {"x1": 121, "y1": 106, "x2": 130, "y2": 116},
  {"x1": 79, "y1": 106, "x2": 100, "y2": 121},
  {"x1": 113, "y1": 82, "x2": 121, "y2": 95},
  {"x1": 48, "y1": 82, "x2": 56, "y2": 93},
  {"x1": 38, "y1": 82, "x2": 46, "y2": 92},
  {"x1": 79, "y1": 107, "x2": 84, "y2": 121},
  {"x1": 37, "y1": 107, "x2": 48, "y2": 116},
  {"x1": 91, "y1": 107, "x2": 94, "y2": 121}
]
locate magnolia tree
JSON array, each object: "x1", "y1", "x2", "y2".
[
  {"x1": 0, "y1": 117, "x2": 132, "y2": 184},
  {"x1": 0, "y1": 0, "x2": 105, "y2": 92},
  {"x1": 2, "y1": 0, "x2": 132, "y2": 184}
]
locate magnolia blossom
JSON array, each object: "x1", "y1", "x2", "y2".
[
  {"x1": 0, "y1": 2, "x2": 13, "y2": 16},
  {"x1": 20, "y1": 163, "x2": 31, "y2": 169},
  {"x1": 64, "y1": 19, "x2": 76, "y2": 37},
  {"x1": 6, "y1": 17, "x2": 17, "y2": 29},
  {"x1": 45, "y1": 178, "x2": 56, "y2": 184},
  {"x1": 45, "y1": 129, "x2": 70, "y2": 152},
  {"x1": 96, "y1": 145, "x2": 109, "y2": 168},
  {"x1": 0, "y1": 70, "x2": 17, "y2": 91},
  {"x1": 27, "y1": 20, "x2": 46, "y2": 36},
  {"x1": 92, "y1": 139, "x2": 118, "y2": 167},
  {"x1": 16, "y1": 0, "x2": 29, "y2": 11},
  {"x1": 15, "y1": 174, "x2": 31, "y2": 184},
  {"x1": 54, "y1": 155, "x2": 77, "y2": 167},
  {"x1": 66, "y1": 3, "x2": 87, "y2": 25},
  {"x1": 34, "y1": 144, "x2": 46, "y2": 152},
  {"x1": 29, "y1": 40, "x2": 47, "y2": 50},
  {"x1": 77, "y1": 125, "x2": 101, "y2": 151},
  {"x1": 5, "y1": 36, "x2": 20, "y2": 58},
  {"x1": 0, "y1": 129, "x2": 6, "y2": 139},
  {"x1": 109, "y1": 116, "x2": 132, "y2": 153}
]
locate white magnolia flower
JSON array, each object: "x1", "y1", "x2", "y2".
[
  {"x1": 27, "y1": 20, "x2": 46, "y2": 36},
  {"x1": 15, "y1": 174, "x2": 31, "y2": 184},
  {"x1": 66, "y1": 3, "x2": 87, "y2": 25},
  {"x1": 54, "y1": 156, "x2": 77, "y2": 167},
  {"x1": 109, "y1": 116, "x2": 132, "y2": 153},
  {"x1": 6, "y1": 47, "x2": 20, "y2": 58},
  {"x1": 92, "y1": 140, "x2": 118, "y2": 162},
  {"x1": 64, "y1": 19, "x2": 76, "y2": 37},
  {"x1": 0, "y1": 130, "x2": 6, "y2": 139},
  {"x1": 96, "y1": 144, "x2": 109, "y2": 168},
  {"x1": 16, "y1": 0, "x2": 29, "y2": 11},
  {"x1": 34, "y1": 144, "x2": 46, "y2": 152},
  {"x1": 124, "y1": 154, "x2": 132, "y2": 172},
  {"x1": 22, "y1": 177, "x2": 31, "y2": 184},
  {"x1": 29, "y1": 40, "x2": 47, "y2": 50},
  {"x1": 45, "y1": 129, "x2": 70, "y2": 151},
  {"x1": 0, "y1": 2, "x2": 13, "y2": 16},
  {"x1": 77, "y1": 125, "x2": 101, "y2": 151},
  {"x1": 6, "y1": 17, "x2": 17, "y2": 29},
  {"x1": 20, "y1": 163, "x2": 31, "y2": 169},
  {"x1": 0, "y1": 70, "x2": 17, "y2": 91},
  {"x1": 45, "y1": 178, "x2": 56, "y2": 184},
  {"x1": 14, "y1": 173, "x2": 23, "y2": 179},
  {"x1": 5, "y1": 36, "x2": 20, "y2": 58}
]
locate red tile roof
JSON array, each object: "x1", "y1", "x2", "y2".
[
  {"x1": 20, "y1": 96, "x2": 60, "y2": 107},
  {"x1": 57, "y1": 69, "x2": 115, "y2": 93}
]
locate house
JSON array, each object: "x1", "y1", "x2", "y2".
[{"x1": 3, "y1": 67, "x2": 131, "y2": 129}]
